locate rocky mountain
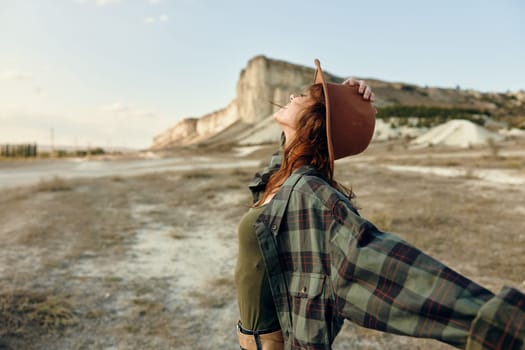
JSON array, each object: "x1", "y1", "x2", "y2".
[
  {"x1": 151, "y1": 55, "x2": 328, "y2": 149},
  {"x1": 150, "y1": 55, "x2": 525, "y2": 149}
]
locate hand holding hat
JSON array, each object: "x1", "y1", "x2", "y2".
[{"x1": 342, "y1": 78, "x2": 375, "y2": 102}]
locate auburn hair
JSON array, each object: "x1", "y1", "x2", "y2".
[{"x1": 255, "y1": 83, "x2": 354, "y2": 207}]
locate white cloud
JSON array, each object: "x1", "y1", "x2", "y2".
[
  {"x1": 144, "y1": 16, "x2": 157, "y2": 24},
  {"x1": 102, "y1": 101, "x2": 156, "y2": 119},
  {"x1": 1, "y1": 69, "x2": 33, "y2": 81},
  {"x1": 1, "y1": 69, "x2": 43, "y2": 96},
  {"x1": 134, "y1": 110, "x2": 156, "y2": 118},
  {"x1": 74, "y1": 0, "x2": 123, "y2": 6},
  {"x1": 33, "y1": 86, "x2": 45, "y2": 96},
  {"x1": 146, "y1": 0, "x2": 162, "y2": 4},
  {"x1": 95, "y1": 0, "x2": 122, "y2": 6},
  {"x1": 103, "y1": 101, "x2": 130, "y2": 114},
  {"x1": 144, "y1": 14, "x2": 168, "y2": 24}
]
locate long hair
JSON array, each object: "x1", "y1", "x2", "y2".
[{"x1": 255, "y1": 83, "x2": 354, "y2": 207}]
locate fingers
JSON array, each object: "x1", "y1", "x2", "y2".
[
  {"x1": 363, "y1": 86, "x2": 370, "y2": 99},
  {"x1": 363, "y1": 89, "x2": 375, "y2": 102},
  {"x1": 343, "y1": 77, "x2": 375, "y2": 101},
  {"x1": 363, "y1": 86, "x2": 372, "y2": 99},
  {"x1": 358, "y1": 80, "x2": 366, "y2": 94},
  {"x1": 342, "y1": 77, "x2": 358, "y2": 86},
  {"x1": 343, "y1": 77, "x2": 366, "y2": 93},
  {"x1": 361, "y1": 88, "x2": 375, "y2": 102}
]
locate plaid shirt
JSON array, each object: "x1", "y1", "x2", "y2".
[{"x1": 249, "y1": 153, "x2": 525, "y2": 349}]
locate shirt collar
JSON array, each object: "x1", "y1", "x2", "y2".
[{"x1": 258, "y1": 165, "x2": 322, "y2": 237}]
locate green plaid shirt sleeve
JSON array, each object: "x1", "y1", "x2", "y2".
[
  {"x1": 466, "y1": 287, "x2": 525, "y2": 349},
  {"x1": 331, "y1": 195, "x2": 525, "y2": 349}
]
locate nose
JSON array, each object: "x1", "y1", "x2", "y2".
[{"x1": 289, "y1": 94, "x2": 295, "y2": 101}]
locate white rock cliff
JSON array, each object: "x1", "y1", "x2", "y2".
[{"x1": 150, "y1": 56, "x2": 336, "y2": 149}]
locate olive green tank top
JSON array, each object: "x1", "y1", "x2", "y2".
[{"x1": 234, "y1": 205, "x2": 280, "y2": 331}]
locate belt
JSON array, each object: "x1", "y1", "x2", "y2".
[{"x1": 236, "y1": 321, "x2": 284, "y2": 350}]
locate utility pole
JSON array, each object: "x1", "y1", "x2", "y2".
[{"x1": 50, "y1": 127, "x2": 55, "y2": 158}]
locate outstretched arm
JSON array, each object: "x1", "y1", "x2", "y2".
[{"x1": 330, "y1": 199, "x2": 525, "y2": 349}]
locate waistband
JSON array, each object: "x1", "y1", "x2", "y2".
[{"x1": 237, "y1": 321, "x2": 281, "y2": 335}]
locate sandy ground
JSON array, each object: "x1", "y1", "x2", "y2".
[{"x1": 1, "y1": 139, "x2": 524, "y2": 349}]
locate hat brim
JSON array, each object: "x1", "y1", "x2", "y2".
[
  {"x1": 313, "y1": 59, "x2": 335, "y2": 172},
  {"x1": 313, "y1": 59, "x2": 376, "y2": 174}
]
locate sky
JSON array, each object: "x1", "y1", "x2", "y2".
[{"x1": 0, "y1": 0, "x2": 523, "y2": 150}]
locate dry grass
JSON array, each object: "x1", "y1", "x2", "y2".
[
  {"x1": 170, "y1": 230, "x2": 188, "y2": 240},
  {"x1": 0, "y1": 290, "x2": 77, "y2": 338},
  {"x1": 180, "y1": 171, "x2": 213, "y2": 180},
  {"x1": 361, "y1": 138, "x2": 525, "y2": 169},
  {"x1": 370, "y1": 153, "x2": 525, "y2": 170},
  {"x1": 110, "y1": 175, "x2": 125, "y2": 182},
  {"x1": 193, "y1": 276, "x2": 235, "y2": 309},
  {"x1": 462, "y1": 167, "x2": 478, "y2": 179},
  {"x1": 32, "y1": 176, "x2": 73, "y2": 192},
  {"x1": 367, "y1": 211, "x2": 393, "y2": 232}
]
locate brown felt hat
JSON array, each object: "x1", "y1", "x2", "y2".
[{"x1": 313, "y1": 59, "x2": 376, "y2": 172}]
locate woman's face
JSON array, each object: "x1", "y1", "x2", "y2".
[{"x1": 273, "y1": 93, "x2": 313, "y2": 132}]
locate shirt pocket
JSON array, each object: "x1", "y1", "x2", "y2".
[
  {"x1": 289, "y1": 272, "x2": 325, "y2": 299},
  {"x1": 288, "y1": 272, "x2": 329, "y2": 346}
]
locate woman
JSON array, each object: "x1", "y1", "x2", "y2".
[{"x1": 235, "y1": 59, "x2": 525, "y2": 350}]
